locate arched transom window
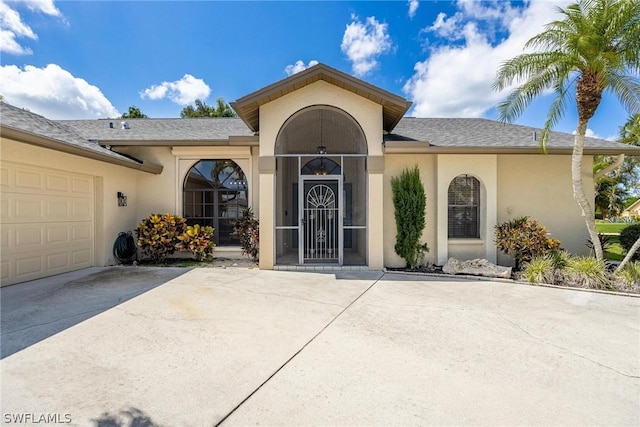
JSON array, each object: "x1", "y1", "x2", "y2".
[
  {"x1": 183, "y1": 159, "x2": 247, "y2": 246},
  {"x1": 448, "y1": 175, "x2": 480, "y2": 238}
]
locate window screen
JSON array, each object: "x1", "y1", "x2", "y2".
[
  {"x1": 448, "y1": 175, "x2": 480, "y2": 238},
  {"x1": 183, "y1": 160, "x2": 248, "y2": 246}
]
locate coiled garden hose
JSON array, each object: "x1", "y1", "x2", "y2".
[{"x1": 113, "y1": 231, "x2": 137, "y2": 264}]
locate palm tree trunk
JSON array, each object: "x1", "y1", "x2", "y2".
[
  {"x1": 616, "y1": 236, "x2": 640, "y2": 271},
  {"x1": 573, "y1": 121, "x2": 604, "y2": 260}
]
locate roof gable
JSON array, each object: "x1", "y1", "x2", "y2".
[
  {"x1": 230, "y1": 63, "x2": 412, "y2": 133},
  {"x1": 625, "y1": 199, "x2": 640, "y2": 213}
]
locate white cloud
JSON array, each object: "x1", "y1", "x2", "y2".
[
  {"x1": 341, "y1": 14, "x2": 392, "y2": 77},
  {"x1": 0, "y1": 0, "x2": 62, "y2": 55},
  {"x1": 141, "y1": 74, "x2": 211, "y2": 106},
  {"x1": 404, "y1": 0, "x2": 571, "y2": 118},
  {"x1": 572, "y1": 128, "x2": 617, "y2": 141},
  {"x1": 408, "y1": 0, "x2": 419, "y2": 19},
  {"x1": 284, "y1": 60, "x2": 319, "y2": 76},
  {"x1": 428, "y1": 12, "x2": 460, "y2": 40},
  {"x1": 0, "y1": 63, "x2": 119, "y2": 119},
  {"x1": 21, "y1": 0, "x2": 62, "y2": 17}
]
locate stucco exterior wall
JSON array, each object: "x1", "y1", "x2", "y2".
[
  {"x1": 259, "y1": 80, "x2": 383, "y2": 157},
  {"x1": 437, "y1": 154, "x2": 498, "y2": 265},
  {"x1": 119, "y1": 145, "x2": 259, "y2": 220},
  {"x1": 257, "y1": 80, "x2": 384, "y2": 269},
  {"x1": 1, "y1": 137, "x2": 142, "y2": 267},
  {"x1": 383, "y1": 154, "x2": 437, "y2": 268},
  {"x1": 497, "y1": 154, "x2": 594, "y2": 265},
  {"x1": 117, "y1": 146, "x2": 177, "y2": 220}
]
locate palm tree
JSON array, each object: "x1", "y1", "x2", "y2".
[{"x1": 493, "y1": 0, "x2": 640, "y2": 261}]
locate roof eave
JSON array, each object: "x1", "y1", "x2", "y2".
[
  {"x1": 233, "y1": 63, "x2": 410, "y2": 133},
  {"x1": 383, "y1": 141, "x2": 640, "y2": 155},
  {"x1": 104, "y1": 136, "x2": 260, "y2": 147},
  {"x1": 1, "y1": 126, "x2": 164, "y2": 174}
]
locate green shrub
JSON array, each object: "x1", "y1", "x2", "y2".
[
  {"x1": 564, "y1": 256, "x2": 610, "y2": 290},
  {"x1": 615, "y1": 261, "x2": 640, "y2": 291},
  {"x1": 235, "y1": 208, "x2": 259, "y2": 262},
  {"x1": 176, "y1": 224, "x2": 215, "y2": 261},
  {"x1": 135, "y1": 213, "x2": 187, "y2": 263},
  {"x1": 495, "y1": 216, "x2": 561, "y2": 269},
  {"x1": 619, "y1": 224, "x2": 640, "y2": 261},
  {"x1": 522, "y1": 255, "x2": 556, "y2": 284},
  {"x1": 391, "y1": 166, "x2": 429, "y2": 269}
]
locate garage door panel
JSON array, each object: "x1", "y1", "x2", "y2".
[
  {"x1": 5, "y1": 222, "x2": 92, "y2": 253},
  {"x1": 1, "y1": 260, "x2": 9, "y2": 282},
  {"x1": 46, "y1": 174, "x2": 70, "y2": 192},
  {"x1": 47, "y1": 252, "x2": 70, "y2": 270},
  {"x1": 14, "y1": 197, "x2": 43, "y2": 220},
  {"x1": 15, "y1": 228, "x2": 43, "y2": 247},
  {"x1": 70, "y1": 199, "x2": 93, "y2": 219},
  {"x1": 15, "y1": 169, "x2": 43, "y2": 190},
  {"x1": 47, "y1": 226, "x2": 69, "y2": 244},
  {"x1": 71, "y1": 177, "x2": 92, "y2": 194},
  {"x1": 0, "y1": 167, "x2": 9, "y2": 187},
  {"x1": 15, "y1": 256, "x2": 44, "y2": 277},
  {"x1": 71, "y1": 249, "x2": 92, "y2": 266},
  {"x1": 1, "y1": 161, "x2": 94, "y2": 286},
  {"x1": 2, "y1": 162, "x2": 93, "y2": 196},
  {"x1": 2, "y1": 194, "x2": 92, "y2": 224},
  {"x1": 71, "y1": 224, "x2": 92, "y2": 241}
]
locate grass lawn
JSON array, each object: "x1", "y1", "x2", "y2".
[
  {"x1": 604, "y1": 235, "x2": 625, "y2": 261},
  {"x1": 595, "y1": 222, "x2": 633, "y2": 234}
]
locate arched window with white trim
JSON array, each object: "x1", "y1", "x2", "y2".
[
  {"x1": 448, "y1": 175, "x2": 480, "y2": 238},
  {"x1": 183, "y1": 159, "x2": 248, "y2": 246}
]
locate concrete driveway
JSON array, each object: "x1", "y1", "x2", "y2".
[{"x1": 1, "y1": 268, "x2": 638, "y2": 426}]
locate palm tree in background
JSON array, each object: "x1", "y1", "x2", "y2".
[{"x1": 493, "y1": 0, "x2": 640, "y2": 261}]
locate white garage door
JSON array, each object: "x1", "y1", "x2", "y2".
[{"x1": 1, "y1": 161, "x2": 94, "y2": 286}]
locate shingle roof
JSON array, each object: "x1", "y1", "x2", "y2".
[
  {"x1": 60, "y1": 117, "x2": 254, "y2": 142},
  {"x1": 6, "y1": 101, "x2": 636, "y2": 155},
  {"x1": 0, "y1": 102, "x2": 141, "y2": 164},
  {"x1": 387, "y1": 117, "x2": 639, "y2": 153}
]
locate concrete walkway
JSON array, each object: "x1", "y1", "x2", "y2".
[{"x1": 1, "y1": 268, "x2": 638, "y2": 426}]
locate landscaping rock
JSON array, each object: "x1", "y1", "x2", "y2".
[{"x1": 442, "y1": 258, "x2": 512, "y2": 279}]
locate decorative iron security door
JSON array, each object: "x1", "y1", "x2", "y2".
[{"x1": 300, "y1": 178, "x2": 341, "y2": 264}]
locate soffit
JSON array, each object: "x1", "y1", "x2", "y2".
[{"x1": 230, "y1": 63, "x2": 412, "y2": 133}]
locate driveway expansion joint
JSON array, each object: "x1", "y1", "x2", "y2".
[
  {"x1": 496, "y1": 312, "x2": 640, "y2": 379},
  {"x1": 214, "y1": 274, "x2": 384, "y2": 426}
]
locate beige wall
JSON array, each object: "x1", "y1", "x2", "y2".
[
  {"x1": 118, "y1": 146, "x2": 177, "y2": 220},
  {"x1": 257, "y1": 80, "x2": 384, "y2": 269},
  {"x1": 119, "y1": 145, "x2": 259, "y2": 221},
  {"x1": 381, "y1": 153, "x2": 594, "y2": 268},
  {"x1": 383, "y1": 154, "x2": 437, "y2": 268},
  {"x1": 1, "y1": 137, "x2": 143, "y2": 268},
  {"x1": 437, "y1": 154, "x2": 498, "y2": 265},
  {"x1": 497, "y1": 154, "x2": 594, "y2": 265}
]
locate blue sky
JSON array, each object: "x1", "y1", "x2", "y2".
[{"x1": 0, "y1": 0, "x2": 631, "y2": 140}]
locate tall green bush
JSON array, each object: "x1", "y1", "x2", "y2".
[{"x1": 391, "y1": 166, "x2": 429, "y2": 269}]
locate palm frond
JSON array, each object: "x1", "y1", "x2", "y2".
[{"x1": 605, "y1": 72, "x2": 640, "y2": 116}]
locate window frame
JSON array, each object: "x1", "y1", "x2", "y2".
[
  {"x1": 183, "y1": 159, "x2": 248, "y2": 246},
  {"x1": 447, "y1": 175, "x2": 480, "y2": 239}
]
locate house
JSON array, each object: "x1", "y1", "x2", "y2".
[
  {"x1": 2, "y1": 63, "x2": 639, "y2": 286},
  {"x1": 622, "y1": 199, "x2": 640, "y2": 218}
]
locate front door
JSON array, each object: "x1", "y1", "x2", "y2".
[{"x1": 299, "y1": 176, "x2": 342, "y2": 264}]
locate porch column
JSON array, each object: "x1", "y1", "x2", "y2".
[
  {"x1": 368, "y1": 156, "x2": 385, "y2": 270},
  {"x1": 258, "y1": 156, "x2": 276, "y2": 269}
]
